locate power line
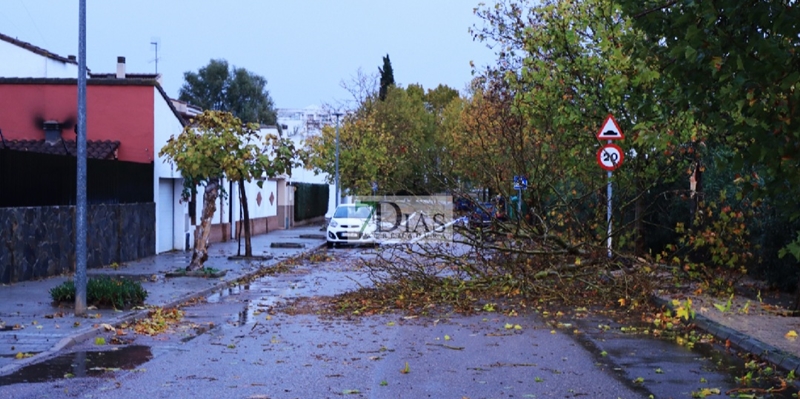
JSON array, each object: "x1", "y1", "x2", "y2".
[{"x1": 17, "y1": 0, "x2": 48, "y2": 47}]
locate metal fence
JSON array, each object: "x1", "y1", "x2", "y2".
[
  {"x1": 293, "y1": 182, "x2": 329, "y2": 222},
  {"x1": 0, "y1": 149, "x2": 153, "y2": 207}
]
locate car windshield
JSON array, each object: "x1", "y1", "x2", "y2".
[{"x1": 333, "y1": 205, "x2": 373, "y2": 219}]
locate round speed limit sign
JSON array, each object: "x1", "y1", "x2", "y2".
[{"x1": 596, "y1": 143, "x2": 624, "y2": 171}]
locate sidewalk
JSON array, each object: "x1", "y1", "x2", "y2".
[
  {"x1": 0, "y1": 224, "x2": 327, "y2": 376},
  {"x1": 655, "y1": 289, "x2": 800, "y2": 377}
]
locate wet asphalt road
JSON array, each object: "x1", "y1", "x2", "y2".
[{"x1": 0, "y1": 247, "x2": 791, "y2": 398}]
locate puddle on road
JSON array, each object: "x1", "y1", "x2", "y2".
[
  {"x1": 202, "y1": 254, "x2": 373, "y2": 327},
  {"x1": 0, "y1": 345, "x2": 152, "y2": 386},
  {"x1": 206, "y1": 283, "x2": 253, "y2": 303}
]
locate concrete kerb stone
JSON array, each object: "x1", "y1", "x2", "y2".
[
  {"x1": 0, "y1": 241, "x2": 326, "y2": 378},
  {"x1": 652, "y1": 295, "x2": 800, "y2": 386}
]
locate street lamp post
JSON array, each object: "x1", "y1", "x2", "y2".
[
  {"x1": 333, "y1": 112, "x2": 342, "y2": 207},
  {"x1": 75, "y1": 0, "x2": 88, "y2": 316}
]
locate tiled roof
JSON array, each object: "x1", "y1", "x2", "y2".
[
  {"x1": 0, "y1": 139, "x2": 120, "y2": 160},
  {"x1": 0, "y1": 32, "x2": 78, "y2": 66}
]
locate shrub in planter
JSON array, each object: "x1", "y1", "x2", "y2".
[{"x1": 50, "y1": 276, "x2": 148, "y2": 309}]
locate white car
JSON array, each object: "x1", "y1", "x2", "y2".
[{"x1": 326, "y1": 203, "x2": 378, "y2": 247}]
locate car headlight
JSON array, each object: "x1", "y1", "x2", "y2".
[{"x1": 329, "y1": 220, "x2": 338, "y2": 228}]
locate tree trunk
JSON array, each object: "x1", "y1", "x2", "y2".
[
  {"x1": 631, "y1": 159, "x2": 646, "y2": 257},
  {"x1": 634, "y1": 184, "x2": 645, "y2": 257},
  {"x1": 188, "y1": 178, "x2": 219, "y2": 271},
  {"x1": 238, "y1": 179, "x2": 253, "y2": 257}
]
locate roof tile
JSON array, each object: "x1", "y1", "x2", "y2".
[{"x1": 0, "y1": 139, "x2": 120, "y2": 160}]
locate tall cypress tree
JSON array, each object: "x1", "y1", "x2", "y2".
[{"x1": 378, "y1": 54, "x2": 395, "y2": 101}]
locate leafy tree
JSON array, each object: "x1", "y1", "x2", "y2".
[
  {"x1": 425, "y1": 84, "x2": 460, "y2": 115},
  {"x1": 307, "y1": 83, "x2": 460, "y2": 196},
  {"x1": 378, "y1": 54, "x2": 395, "y2": 101},
  {"x1": 465, "y1": 0, "x2": 703, "y2": 255},
  {"x1": 179, "y1": 59, "x2": 277, "y2": 125},
  {"x1": 159, "y1": 111, "x2": 300, "y2": 269},
  {"x1": 616, "y1": 0, "x2": 800, "y2": 297},
  {"x1": 179, "y1": 60, "x2": 281, "y2": 256},
  {"x1": 447, "y1": 0, "x2": 772, "y2": 296}
]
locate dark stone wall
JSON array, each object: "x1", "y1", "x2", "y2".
[{"x1": 0, "y1": 203, "x2": 155, "y2": 283}]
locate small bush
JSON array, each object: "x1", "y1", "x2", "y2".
[{"x1": 50, "y1": 276, "x2": 148, "y2": 309}]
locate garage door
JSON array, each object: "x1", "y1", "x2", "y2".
[{"x1": 157, "y1": 179, "x2": 174, "y2": 253}]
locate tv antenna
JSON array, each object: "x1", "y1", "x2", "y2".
[{"x1": 150, "y1": 38, "x2": 161, "y2": 74}]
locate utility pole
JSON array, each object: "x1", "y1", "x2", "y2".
[
  {"x1": 333, "y1": 112, "x2": 342, "y2": 207},
  {"x1": 75, "y1": 0, "x2": 88, "y2": 316}
]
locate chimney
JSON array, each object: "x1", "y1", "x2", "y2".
[
  {"x1": 43, "y1": 121, "x2": 62, "y2": 145},
  {"x1": 116, "y1": 56, "x2": 126, "y2": 79}
]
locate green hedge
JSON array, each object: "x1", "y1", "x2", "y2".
[
  {"x1": 294, "y1": 183, "x2": 329, "y2": 221},
  {"x1": 50, "y1": 276, "x2": 148, "y2": 309}
]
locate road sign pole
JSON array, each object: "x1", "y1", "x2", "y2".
[
  {"x1": 606, "y1": 140, "x2": 612, "y2": 258},
  {"x1": 607, "y1": 171, "x2": 612, "y2": 258},
  {"x1": 596, "y1": 115, "x2": 622, "y2": 259}
]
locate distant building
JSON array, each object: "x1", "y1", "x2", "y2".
[
  {"x1": 277, "y1": 106, "x2": 337, "y2": 216},
  {"x1": 277, "y1": 105, "x2": 332, "y2": 139},
  {"x1": 170, "y1": 99, "x2": 203, "y2": 122}
]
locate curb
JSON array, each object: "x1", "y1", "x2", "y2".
[
  {"x1": 0, "y1": 241, "x2": 326, "y2": 377},
  {"x1": 652, "y1": 296, "x2": 800, "y2": 381}
]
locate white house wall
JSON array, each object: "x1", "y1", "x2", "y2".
[
  {"x1": 153, "y1": 88, "x2": 188, "y2": 253},
  {"x1": 0, "y1": 40, "x2": 78, "y2": 78},
  {"x1": 211, "y1": 178, "x2": 278, "y2": 232},
  {"x1": 153, "y1": 88, "x2": 184, "y2": 180}
]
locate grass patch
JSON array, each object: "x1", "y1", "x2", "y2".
[
  {"x1": 165, "y1": 267, "x2": 225, "y2": 278},
  {"x1": 50, "y1": 276, "x2": 148, "y2": 309}
]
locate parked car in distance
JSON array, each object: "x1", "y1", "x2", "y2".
[
  {"x1": 454, "y1": 196, "x2": 475, "y2": 213},
  {"x1": 468, "y1": 202, "x2": 495, "y2": 229},
  {"x1": 326, "y1": 203, "x2": 377, "y2": 247}
]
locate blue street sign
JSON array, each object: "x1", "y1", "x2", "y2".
[{"x1": 513, "y1": 175, "x2": 528, "y2": 190}]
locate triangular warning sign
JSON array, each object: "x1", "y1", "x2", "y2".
[{"x1": 596, "y1": 114, "x2": 624, "y2": 140}]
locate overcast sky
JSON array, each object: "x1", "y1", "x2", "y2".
[{"x1": 0, "y1": 0, "x2": 497, "y2": 109}]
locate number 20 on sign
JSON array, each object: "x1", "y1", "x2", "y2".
[{"x1": 596, "y1": 143, "x2": 624, "y2": 171}]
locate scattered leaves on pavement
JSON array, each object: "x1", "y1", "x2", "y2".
[{"x1": 125, "y1": 307, "x2": 184, "y2": 336}]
